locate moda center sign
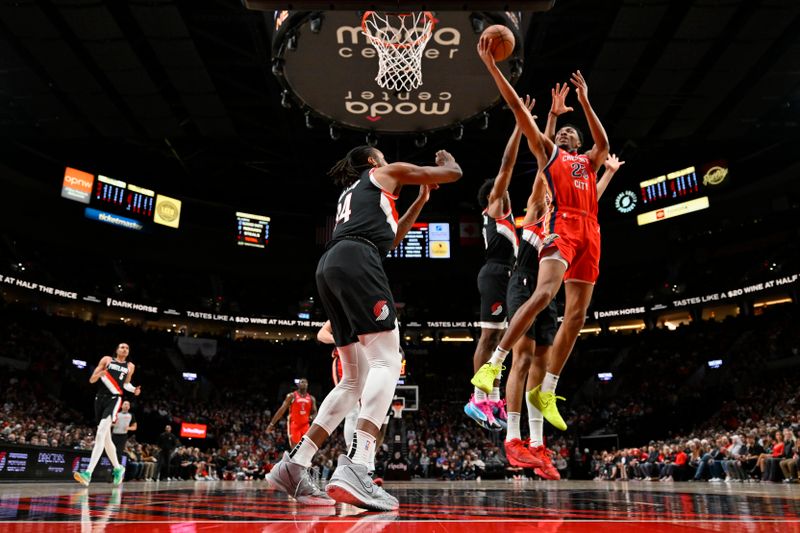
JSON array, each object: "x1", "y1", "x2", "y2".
[{"x1": 271, "y1": 11, "x2": 527, "y2": 133}]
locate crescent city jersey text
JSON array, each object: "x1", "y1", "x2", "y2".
[
  {"x1": 331, "y1": 168, "x2": 398, "y2": 256},
  {"x1": 543, "y1": 146, "x2": 599, "y2": 219},
  {"x1": 99, "y1": 360, "x2": 130, "y2": 396},
  {"x1": 482, "y1": 208, "x2": 518, "y2": 266},
  {"x1": 289, "y1": 391, "x2": 313, "y2": 423}
]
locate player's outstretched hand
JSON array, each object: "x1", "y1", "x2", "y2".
[
  {"x1": 476, "y1": 35, "x2": 495, "y2": 68},
  {"x1": 134, "y1": 386, "x2": 141, "y2": 396},
  {"x1": 418, "y1": 183, "x2": 439, "y2": 203},
  {"x1": 604, "y1": 153, "x2": 625, "y2": 172},
  {"x1": 550, "y1": 82, "x2": 574, "y2": 116},
  {"x1": 435, "y1": 150, "x2": 456, "y2": 167},
  {"x1": 522, "y1": 94, "x2": 536, "y2": 113},
  {"x1": 570, "y1": 70, "x2": 590, "y2": 104}
]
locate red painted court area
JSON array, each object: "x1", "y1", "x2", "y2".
[{"x1": 1, "y1": 480, "x2": 799, "y2": 532}]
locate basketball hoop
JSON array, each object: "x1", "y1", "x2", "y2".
[
  {"x1": 362, "y1": 11, "x2": 435, "y2": 93},
  {"x1": 391, "y1": 397, "x2": 405, "y2": 419}
]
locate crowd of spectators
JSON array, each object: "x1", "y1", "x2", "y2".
[{"x1": 1, "y1": 302, "x2": 799, "y2": 484}]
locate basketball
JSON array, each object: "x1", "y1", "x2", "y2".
[{"x1": 482, "y1": 24, "x2": 515, "y2": 62}]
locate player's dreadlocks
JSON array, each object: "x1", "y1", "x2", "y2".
[{"x1": 328, "y1": 145, "x2": 377, "y2": 187}]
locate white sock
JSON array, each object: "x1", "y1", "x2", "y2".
[
  {"x1": 349, "y1": 429, "x2": 376, "y2": 467},
  {"x1": 489, "y1": 387, "x2": 501, "y2": 402},
  {"x1": 474, "y1": 387, "x2": 488, "y2": 402},
  {"x1": 526, "y1": 394, "x2": 545, "y2": 447},
  {"x1": 489, "y1": 347, "x2": 509, "y2": 367},
  {"x1": 541, "y1": 372, "x2": 559, "y2": 394},
  {"x1": 288, "y1": 436, "x2": 318, "y2": 468},
  {"x1": 505, "y1": 412, "x2": 521, "y2": 442}
]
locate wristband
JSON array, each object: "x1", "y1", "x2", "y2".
[{"x1": 124, "y1": 383, "x2": 137, "y2": 393}]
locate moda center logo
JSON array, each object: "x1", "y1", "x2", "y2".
[{"x1": 275, "y1": 11, "x2": 522, "y2": 133}]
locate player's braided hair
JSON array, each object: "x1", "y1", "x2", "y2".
[
  {"x1": 328, "y1": 145, "x2": 377, "y2": 187},
  {"x1": 477, "y1": 178, "x2": 495, "y2": 209}
]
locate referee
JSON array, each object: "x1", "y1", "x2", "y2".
[{"x1": 112, "y1": 400, "x2": 137, "y2": 465}]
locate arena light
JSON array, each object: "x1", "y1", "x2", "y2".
[
  {"x1": 580, "y1": 326, "x2": 602, "y2": 334},
  {"x1": 72, "y1": 359, "x2": 87, "y2": 369},
  {"x1": 421, "y1": 336, "x2": 434, "y2": 342},
  {"x1": 608, "y1": 323, "x2": 645, "y2": 332},
  {"x1": 182, "y1": 372, "x2": 198, "y2": 382},
  {"x1": 707, "y1": 359, "x2": 723, "y2": 369},
  {"x1": 753, "y1": 297, "x2": 793, "y2": 308},
  {"x1": 441, "y1": 336, "x2": 474, "y2": 342},
  {"x1": 597, "y1": 372, "x2": 613, "y2": 382}
]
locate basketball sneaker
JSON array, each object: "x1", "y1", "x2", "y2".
[
  {"x1": 466, "y1": 396, "x2": 503, "y2": 432},
  {"x1": 529, "y1": 445, "x2": 561, "y2": 480},
  {"x1": 112, "y1": 466, "x2": 125, "y2": 486},
  {"x1": 326, "y1": 454, "x2": 399, "y2": 511},
  {"x1": 471, "y1": 363, "x2": 504, "y2": 394},
  {"x1": 504, "y1": 438, "x2": 544, "y2": 468},
  {"x1": 491, "y1": 399, "x2": 508, "y2": 430},
  {"x1": 266, "y1": 452, "x2": 335, "y2": 506},
  {"x1": 527, "y1": 385, "x2": 567, "y2": 431},
  {"x1": 73, "y1": 471, "x2": 91, "y2": 486}
]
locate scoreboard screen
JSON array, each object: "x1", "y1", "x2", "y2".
[
  {"x1": 389, "y1": 222, "x2": 450, "y2": 259},
  {"x1": 236, "y1": 212, "x2": 271, "y2": 248},
  {"x1": 640, "y1": 166, "x2": 700, "y2": 205},
  {"x1": 94, "y1": 176, "x2": 156, "y2": 217}
]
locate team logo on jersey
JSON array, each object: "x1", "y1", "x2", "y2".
[
  {"x1": 491, "y1": 302, "x2": 504, "y2": 316},
  {"x1": 541, "y1": 233, "x2": 560, "y2": 248},
  {"x1": 374, "y1": 300, "x2": 390, "y2": 321}
]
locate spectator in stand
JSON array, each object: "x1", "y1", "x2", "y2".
[
  {"x1": 721, "y1": 435, "x2": 748, "y2": 482},
  {"x1": 759, "y1": 430, "x2": 785, "y2": 481},
  {"x1": 764, "y1": 428, "x2": 794, "y2": 482}
]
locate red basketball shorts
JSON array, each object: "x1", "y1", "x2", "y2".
[
  {"x1": 541, "y1": 210, "x2": 601, "y2": 284},
  {"x1": 289, "y1": 423, "x2": 309, "y2": 444}
]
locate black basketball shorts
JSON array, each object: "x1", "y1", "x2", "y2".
[
  {"x1": 507, "y1": 269, "x2": 558, "y2": 346},
  {"x1": 316, "y1": 239, "x2": 397, "y2": 347},
  {"x1": 477, "y1": 262, "x2": 512, "y2": 329},
  {"x1": 95, "y1": 394, "x2": 122, "y2": 424}
]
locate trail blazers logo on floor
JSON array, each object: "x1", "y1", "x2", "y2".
[
  {"x1": 491, "y1": 302, "x2": 504, "y2": 316},
  {"x1": 374, "y1": 300, "x2": 389, "y2": 321}
]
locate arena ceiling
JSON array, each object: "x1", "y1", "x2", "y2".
[{"x1": 0, "y1": 0, "x2": 798, "y2": 214}]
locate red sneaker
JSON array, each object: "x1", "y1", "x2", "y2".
[
  {"x1": 529, "y1": 445, "x2": 561, "y2": 480},
  {"x1": 505, "y1": 438, "x2": 544, "y2": 468}
]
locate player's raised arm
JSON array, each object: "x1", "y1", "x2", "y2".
[
  {"x1": 570, "y1": 70, "x2": 609, "y2": 171},
  {"x1": 486, "y1": 96, "x2": 535, "y2": 218},
  {"x1": 545, "y1": 83, "x2": 573, "y2": 141},
  {"x1": 476, "y1": 36, "x2": 553, "y2": 167},
  {"x1": 596, "y1": 154, "x2": 625, "y2": 199},
  {"x1": 522, "y1": 171, "x2": 549, "y2": 225},
  {"x1": 374, "y1": 150, "x2": 462, "y2": 190},
  {"x1": 393, "y1": 184, "x2": 436, "y2": 249}
]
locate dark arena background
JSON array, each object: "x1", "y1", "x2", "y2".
[{"x1": 0, "y1": 0, "x2": 799, "y2": 531}]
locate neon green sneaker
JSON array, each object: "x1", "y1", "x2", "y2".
[
  {"x1": 73, "y1": 471, "x2": 91, "y2": 486},
  {"x1": 112, "y1": 466, "x2": 125, "y2": 485},
  {"x1": 470, "y1": 363, "x2": 504, "y2": 394},
  {"x1": 527, "y1": 384, "x2": 567, "y2": 431}
]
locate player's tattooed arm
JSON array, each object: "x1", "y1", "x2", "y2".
[
  {"x1": 596, "y1": 154, "x2": 625, "y2": 199},
  {"x1": 570, "y1": 70, "x2": 609, "y2": 172}
]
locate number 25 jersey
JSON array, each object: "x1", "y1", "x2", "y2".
[{"x1": 543, "y1": 146, "x2": 598, "y2": 219}]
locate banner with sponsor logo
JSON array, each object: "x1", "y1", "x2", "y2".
[
  {"x1": 61, "y1": 167, "x2": 95, "y2": 204},
  {"x1": 0, "y1": 444, "x2": 123, "y2": 481},
  {"x1": 180, "y1": 423, "x2": 207, "y2": 439}
]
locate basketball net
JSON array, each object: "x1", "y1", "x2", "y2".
[{"x1": 362, "y1": 11, "x2": 435, "y2": 93}]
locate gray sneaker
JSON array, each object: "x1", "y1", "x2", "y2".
[
  {"x1": 326, "y1": 454, "x2": 399, "y2": 511},
  {"x1": 266, "y1": 452, "x2": 335, "y2": 506}
]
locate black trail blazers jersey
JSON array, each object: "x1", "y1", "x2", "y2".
[
  {"x1": 99, "y1": 359, "x2": 130, "y2": 396},
  {"x1": 482, "y1": 208, "x2": 518, "y2": 267},
  {"x1": 331, "y1": 168, "x2": 398, "y2": 256}
]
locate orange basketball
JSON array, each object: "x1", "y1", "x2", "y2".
[{"x1": 482, "y1": 24, "x2": 515, "y2": 62}]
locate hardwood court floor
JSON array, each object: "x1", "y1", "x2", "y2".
[{"x1": 1, "y1": 479, "x2": 799, "y2": 532}]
